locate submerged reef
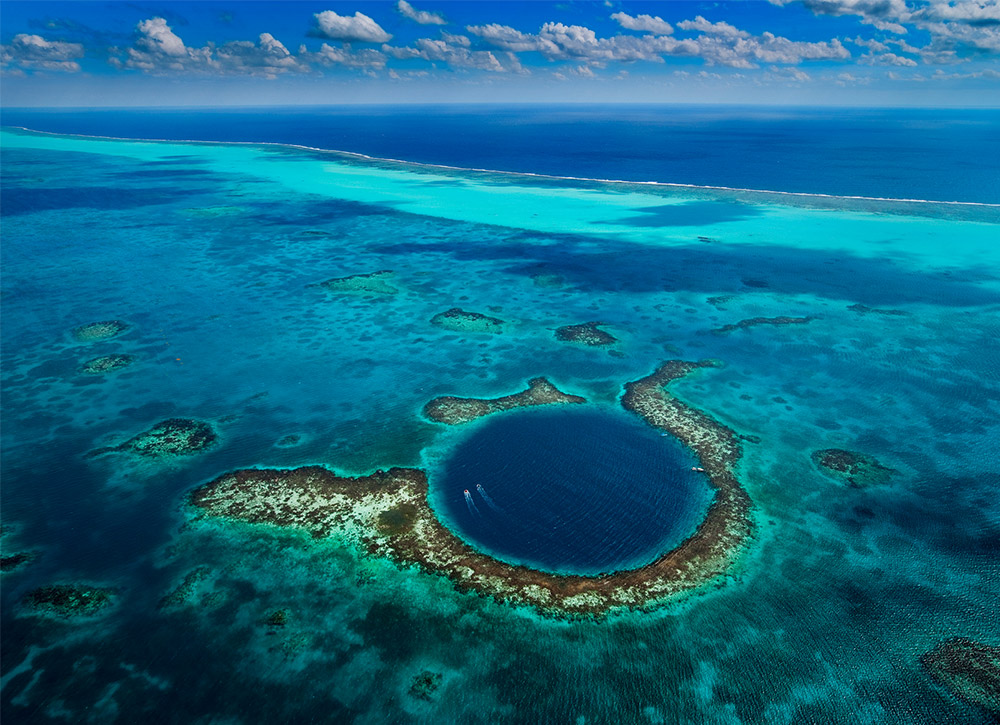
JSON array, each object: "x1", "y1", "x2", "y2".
[
  {"x1": 409, "y1": 671, "x2": 443, "y2": 701},
  {"x1": 72, "y1": 320, "x2": 129, "y2": 342},
  {"x1": 92, "y1": 418, "x2": 218, "y2": 458},
  {"x1": 555, "y1": 322, "x2": 618, "y2": 347},
  {"x1": 847, "y1": 303, "x2": 908, "y2": 316},
  {"x1": 1, "y1": 552, "x2": 35, "y2": 572},
  {"x1": 430, "y1": 307, "x2": 505, "y2": 334},
  {"x1": 158, "y1": 566, "x2": 212, "y2": 610},
  {"x1": 921, "y1": 637, "x2": 1000, "y2": 716},
  {"x1": 315, "y1": 270, "x2": 398, "y2": 296},
  {"x1": 189, "y1": 361, "x2": 752, "y2": 617},
  {"x1": 80, "y1": 353, "x2": 136, "y2": 375},
  {"x1": 811, "y1": 448, "x2": 895, "y2": 488},
  {"x1": 712, "y1": 316, "x2": 815, "y2": 334},
  {"x1": 23, "y1": 584, "x2": 116, "y2": 618},
  {"x1": 423, "y1": 377, "x2": 586, "y2": 425}
]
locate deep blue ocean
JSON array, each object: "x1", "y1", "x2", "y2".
[
  {"x1": 4, "y1": 105, "x2": 1000, "y2": 203},
  {"x1": 1, "y1": 107, "x2": 998, "y2": 723}
]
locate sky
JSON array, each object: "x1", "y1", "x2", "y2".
[{"x1": 1, "y1": 1, "x2": 999, "y2": 107}]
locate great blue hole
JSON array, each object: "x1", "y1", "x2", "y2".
[{"x1": 434, "y1": 406, "x2": 714, "y2": 576}]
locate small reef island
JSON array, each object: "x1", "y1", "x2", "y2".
[
  {"x1": 430, "y1": 307, "x2": 506, "y2": 334},
  {"x1": 22, "y1": 584, "x2": 117, "y2": 619},
  {"x1": 554, "y1": 321, "x2": 618, "y2": 347},
  {"x1": 313, "y1": 270, "x2": 399, "y2": 296},
  {"x1": 187, "y1": 360, "x2": 753, "y2": 617},
  {"x1": 91, "y1": 418, "x2": 218, "y2": 458},
  {"x1": 811, "y1": 448, "x2": 895, "y2": 488},
  {"x1": 72, "y1": 320, "x2": 130, "y2": 342}
]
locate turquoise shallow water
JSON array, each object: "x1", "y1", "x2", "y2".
[{"x1": 1, "y1": 126, "x2": 999, "y2": 723}]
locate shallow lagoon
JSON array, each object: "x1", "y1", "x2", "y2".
[{"x1": 1, "y1": 125, "x2": 998, "y2": 723}]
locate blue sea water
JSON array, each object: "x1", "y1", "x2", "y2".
[
  {"x1": 3, "y1": 105, "x2": 1000, "y2": 203},
  {"x1": 1, "y1": 109, "x2": 999, "y2": 723}
]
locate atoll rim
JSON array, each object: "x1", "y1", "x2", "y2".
[{"x1": 188, "y1": 361, "x2": 753, "y2": 616}]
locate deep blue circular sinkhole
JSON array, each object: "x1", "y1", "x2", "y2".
[{"x1": 434, "y1": 406, "x2": 714, "y2": 576}]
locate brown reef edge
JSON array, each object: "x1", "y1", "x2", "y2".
[{"x1": 188, "y1": 361, "x2": 752, "y2": 617}]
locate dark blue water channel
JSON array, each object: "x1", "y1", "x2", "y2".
[{"x1": 434, "y1": 406, "x2": 713, "y2": 576}]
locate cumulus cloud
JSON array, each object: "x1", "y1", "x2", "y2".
[
  {"x1": 215, "y1": 34, "x2": 308, "y2": 77},
  {"x1": 111, "y1": 17, "x2": 308, "y2": 76},
  {"x1": 861, "y1": 50, "x2": 919, "y2": 64},
  {"x1": 468, "y1": 19, "x2": 849, "y2": 67},
  {"x1": 768, "y1": 0, "x2": 910, "y2": 33},
  {"x1": 303, "y1": 43, "x2": 387, "y2": 69},
  {"x1": 383, "y1": 34, "x2": 507, "y2": 71},
  {"x1": 611, "y1": 12, "x2": 674, "y2": 35},
  {"x1": 0, "y1": 33, "x2": 84, "y2": 73},
  {"x1": 677, "y1": 16, "x2": 750, "y2": 38},
  {"x1": 313, "y1": 10, "x2": 392, "y2": 43},
  {"x1": 397, "y1": 1, "x2": 446, "y2": 26}
]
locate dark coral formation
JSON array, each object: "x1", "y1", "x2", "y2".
[
  {"x1": 430, "y1": 307, "x2": 505, "y2": 334},
  {"x1": 847, "y1": 303, "x2": 908, "y2": 316},
  {"x1": 921, "y1": 637, "x2": 1000, "y2": 716},
  {"x1": 555, "y1": 322, "x2": 618, "y2": 347},
  {"x1": 315, "y1": 270, "x2": 398, "y2": 295},
  {"x1": 707, "y1": 295, "x2": 736, "y2": 309},
  {"x1": 811, "y1": 448, "x2": 895, "y2": 488},
  {"x1": 409, "y1": 671, "x2": 443, "y2": 701},
  {"x1": 23, "y1": 584, "x2": 116, "y2": 618},
  {"x1": 424, "y1": 377, "x2": 586, "y2": 425},
  {"x1": 1, "y1": 552, "x2": 34, "y2": 572},
  {"x1": 189, "y1": 361, "x2": 752, "y2": 617},
  {"x1": 92, "y1": 418, "x2": 218, "y2": 458},
  {"x1": 713, "y1": 316, "x2": 815, "y2": 334},
  {"x1": 264, "y1": 609, "x2": 289, "y2": 628},
  {"x1": 72, "y1": 320, "x2": 129, "y2": 342},
  {"x1": 158, "y1": 566, "x2": 211, "y2": 610},
  {"x1": 80, "y1": 353, "x2": 136, "y2": 375},
  {"x1": 275, "y1": 434, "x2": 302, "y2": 448}
]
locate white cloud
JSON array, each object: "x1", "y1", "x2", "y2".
[
  {"x1": 768, "y1": 0, "x2": 910, "y2": 33},
  {"x1": 465, "y1": 24, "x2": 544, "y2": 53},
  {"x1": 767, "y1": 65, "x2": 812, "y2": 80},
  {"x1": 383, "y1": 34, "x2": 507, "y2": 71},
  {"x1": 469, "y1": 19, "x2": 849, "y2": 68},
  {"x1": 397, "y1": 1, "x2": 446, "y2": 26},
  {"x1": 861, "y1": 50, "x2": 919, "y2": 65},
  {"x1": 215, "y1": 34, "x2": 308, "y2": 77},
  {"x1": 611, "y1": 12, "x2": 674, "y2": 35},
  {"x1": 112, "y1": 17, "x2": 309, "y2": 77},
  {"x1": 303, "y1": 43, "x2": 387, "y2": 69},
  {"x1": 441, "y1": 32, "x2": 471, "y2": 47},
  {"x1": 136, "y1": 17, "x2": 187, "y2": 57},
  {"x1": 313, "y1": 10, "x2": 392, "y2": 43},
  {"x1": 0, "y1": 33, "x2": 84, "y2": 73},
  {"x1": 677, "y1": 16, "x2": 750, "y2": 39}
]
